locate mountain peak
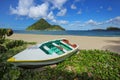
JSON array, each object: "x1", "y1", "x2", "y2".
[{"x1": 26, "y1": 18, "x2": 65, "y2": 31}]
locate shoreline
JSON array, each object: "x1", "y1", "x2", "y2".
[
  {"x1": 14, "y1": 33, "x2": 120, "y2": 37},
  {"x1": 13, "y1": 30, "x2": 120, "y2": 37},
  {"x1": 8, "y1": 33, "x2": 120, "y2": 54}
]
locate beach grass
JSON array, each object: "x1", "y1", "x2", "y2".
[{"x1": 0, "y1": 39, "x2": 120, "y2": 80}]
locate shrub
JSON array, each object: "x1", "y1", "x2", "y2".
[
  {"x1": 0, "y1": 45, "x2": 7, "y2": 53},
  {"x1": 6, "y1": 40, "x2": 25, "y2": 49},
  {"x1": 0, "y1": 28, "x2": 14, "y2": 44},
  {"x1": 0, "y1": 39, "x2": 5, "y2": 44}
]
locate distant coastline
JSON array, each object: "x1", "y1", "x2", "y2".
[
  {"x1": 91, "y1": 26, "x2": 120, "y2": 31},
  {"x1": 13, "y1": 30, "x2": 120, "y2": 37}
]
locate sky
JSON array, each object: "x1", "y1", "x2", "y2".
[{"x1": 0, "y1": 0, "x2": 120, "y2": 30}]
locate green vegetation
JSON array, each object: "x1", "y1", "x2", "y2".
[
  {"x1": 0, "y1": 28, "x2": 119, "y2": 80},
  {"x1": 0, "y1": 48, "x2": 120, "y2": 79},
  {"x1": 0, "y1": 28, "x2": 13, "y2": 44},
  {"x1": 46, "y1": 25, "x2": 65, "y2": 31},
  {"x1": 92, "y1": 26, "x2": 120, "y2": 31},
  {"x1": 26, "y1": 18, "x2": 65, "y2": 31},
  {"x1": 106, "y1": 26, "x2": 120, "y2": 30},
  {"x1": 91, "y1": 29, "x2": 105, "y2": 31},
  {"x1": 0, "y1": 28, "x2": 14, "y2": 53},
  {"x1": 6, "y1": 40, "x2": 25, "y2": 50}
]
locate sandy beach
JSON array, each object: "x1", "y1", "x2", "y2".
[{"x1": 8, "y1": 33, "x2": 120, "y2": 54}]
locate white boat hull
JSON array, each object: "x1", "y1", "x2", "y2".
[
  {"x1": 7, "y1": 38, "x2": 79, "y2": 67},
  {"x1": 13, "y1": 49, "x2": 78, "y2": 67}
]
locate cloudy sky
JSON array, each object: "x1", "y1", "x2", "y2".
[{"x1": 0, "y1": 0, "x2": 120, "y2": 30}]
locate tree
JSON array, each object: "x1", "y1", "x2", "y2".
[
  {"x1": 0, "y1": 29, "x2": 6, "y2": 39},
  {"x1": 0, "y1": 28, "x2": 13, "y2": 44},
  {"x1": 6, "y1": 29, "x2": 13, "y2": 36},
  {"x1": 106, "y1": 27, "x2": 120, "y2": 30}
]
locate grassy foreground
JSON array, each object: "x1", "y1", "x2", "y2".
[{"x1": 0, "y1": 40, "x2": 120, "y2": 80}]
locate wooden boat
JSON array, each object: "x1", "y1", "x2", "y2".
[{"x1": 7, "y1": 39, "x2": 79, "y2": 67}]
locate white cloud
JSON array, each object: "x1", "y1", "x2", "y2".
[
  {"x1": 47, "y1": 0, "x2": 68, "y2": 17},
  {"x1": 57, "y1": 8, "x2": 67, "y2": 16},
  {"x1": 107, "y1": 6, "x2": 112, "y2": 11},
  {"x1": 47, "y1": 11, "x2": 55, "y2": 20},
  {"x1": 28, "y1": 3, "x2": 49, "y2": 19},
  {"x1": 65, "y1": 16, "x2": 120, "y2": 30},
  {"x1": 70, "y1": 0, "x2": 81, "y2": 10},
  {"x1": 77, "y1": 9, "x2": 82, "y2": 14},
  {"x1": 51, "y1": 20, "x2": 68, "y2": 25},
  {"x1": 69, "y1": 21, "x2": 84, "y2": 27},
  {"x1": 85, "y1": 16, "x2": 120, "y2": 26},
  {"x1": 10, "y1": 0, "x2": 49, "y2": 19},
  {"x1": 58, "y1": 20, "x2": 68, "y2": 24},
  {"x1": 66, "y1": 21, "x2": 85, "y2": 30},
  {"x1": 10, "y1": 0, "x2": 34, "y2": 16},
  {"x1": 100, "y1": 6, "x2": 103, "y2": 9},
  {"x1": 85, "y1": 19, "x2": 100, "y2": 25},
  {"x1": 52, "y1": 19, "x2": 57, "y2": 23},
  {"x1": 49, "y1": 0, "x2": 67, "y2": 10},
  {"x1": 71, "y1": 4, "x2": 77, "y2": 9},
  {"x1": 105, "y1": 16, "x2": 120, "y2": 25},
  {"x1": 10, "y1": 0, "x2": 68, "y2": 23}
]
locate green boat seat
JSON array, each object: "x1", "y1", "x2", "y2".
[
  {"x1": 60, "y1": 41, "x2": 73, "y2": 50},
  {"x1": 56, "y1": 51, "x2": 64, "y2": 55},
  {"x1": 43, "y1": 46, "x2": 54, "y2": 54},
  {"x1": 48, "y1": 50, "x2": 53, "y2": 54}
]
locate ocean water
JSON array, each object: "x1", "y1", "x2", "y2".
[{"x1": 14, "y1": 30, "x2": 120, "y2": 37}]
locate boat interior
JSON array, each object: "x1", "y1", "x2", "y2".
[{"x1": 39, "y1": 40, "x2": 73, "y2": 55}]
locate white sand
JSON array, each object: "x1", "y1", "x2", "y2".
[{"x1": 8, "y1": 34, "x2": 120, "y2": 54}]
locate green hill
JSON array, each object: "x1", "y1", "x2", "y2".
[
  {"x1": 26, "y1": 18, "x2": 65, "y2": 31},
  {"x1": 91, "y1": 26, "x2": 120, "y2": 31},
  {"x1": 106, "y1": 26, "x2": 120, "y2": 30},
  {"x1": 45, "y1": 25, "x2": 65, "y2": 31}
]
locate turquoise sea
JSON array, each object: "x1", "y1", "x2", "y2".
[{"x1": 14, "y1": 30, "x2": 120, "y2": 37}]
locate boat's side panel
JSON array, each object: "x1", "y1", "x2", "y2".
[
  {"x1": 13, "y1": 46, "x2": 61, "y2": 61},
  {"x1": 12, "y1": 48, "x2": 78, "y2": 66}
]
